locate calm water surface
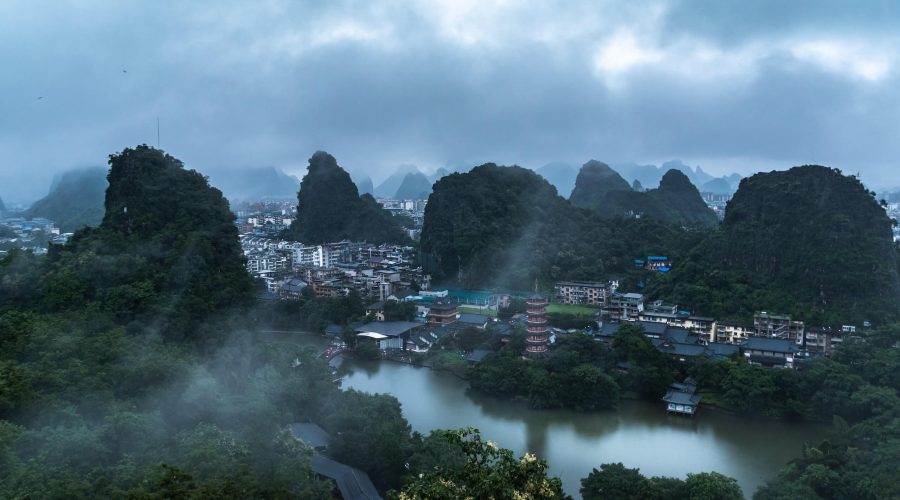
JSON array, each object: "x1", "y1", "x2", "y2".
[{"x1": 337, "y1": 357, "x2": 824, "y2": 498}]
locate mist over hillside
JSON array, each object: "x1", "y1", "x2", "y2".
[
  {"x1": 204, "y1": 167, "x2": 300, "y2": 201},
  {"x1": 24, "y1": 167, "x2": 107, "y2": 232}
]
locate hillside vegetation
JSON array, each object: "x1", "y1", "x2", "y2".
[
  {"x1": 419, "y1": 164, "x2": 701, "y2": 288},
  {"x1": 570, "y1": 162, "x2": 718, "y2": 227},
  {"x1": 649, "y1": 165, "x2": 900, "y2": 325},
  {"x1": 286, "y1": 151, "x2": 409, "y2": 244}
]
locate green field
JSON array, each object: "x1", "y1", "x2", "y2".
[{"x1": 545, "y1": 303, "x2": 600, "y2": 316}]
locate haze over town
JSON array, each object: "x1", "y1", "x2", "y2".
[{"x1": 3, "y1": 0, "x2": 900, "y2": 204}]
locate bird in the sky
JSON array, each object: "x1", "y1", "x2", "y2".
[
  {"x1": 122, "y1": 69, "x2": 127, "y2": 73},
  {"x1": 37, "y1": 96, "x2": 43, "y2": 100}
]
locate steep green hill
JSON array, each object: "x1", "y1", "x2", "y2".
[
  {"x1": 24, "y1": 167, "x2": 107, "y2": 231},
  {"x1": 644, "y1": 170, "x2": 718, "y2": 226},
  {"x1": 649, "y1": 165, "x2": 900, "y2": 325},
  {"x1": 571, "y1": 164, "x2": 717, "y2": 227},
  {"x1": 568, "y1": 160, "x2": 633, "y2": 210},
  {"x1": 420, "y1": 164, "x2": 699, "y2": 288},
  {"x1": 287, "y1": 151, "x2": 409, "y2": 244},
  {"x1": 42, "y1": 145, "x2": 253, "y2": 340},
  {"x1": 394, "y1": 171, "x2": 433, "y2": 199}
]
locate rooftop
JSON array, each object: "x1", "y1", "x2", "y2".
[
  {"x1": 465, "y1": 348, "x2": 492, "y2": 363},
  {"x1": 289, "y1": 423, "x2": 330, "y2": 449},
  {"x1": 355, "y1": 321, "x2": 421, "y2": 337},
  {"x1": 458, "y1": 313, "x2": 490, "y2": 326},
  {"x1": 743, "y1": 337, "x2": 799, "y2": 354},
  {"x1": 310, "y1": 455, "x2": 382, "y2": 500},
  {"x1": 662, "y1": 390, "x2": 701, "y2": 405}
]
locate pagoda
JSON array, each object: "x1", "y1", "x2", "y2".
[{"x1": 524, "y1": 292, "x2": 550, "y2": 356}]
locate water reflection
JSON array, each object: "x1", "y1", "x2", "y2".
[{"x1": 338, "y1": 358, "x2": 825, "y2": 498}]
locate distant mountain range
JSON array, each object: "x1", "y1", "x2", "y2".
[
  {"x1": 569, "y1": 161, "x2": 718, "y2": 227},
  {"x1": 394, "y1": 171, "x2": 433, "y2": 200},
  {"x1": 354, "y1": 175, "x2": 374, "y2": 196},
  {"x1": 371, "y1": 165, "x2": 454, "y2": 199},
  {"x1": 205, "y1": 167, "x2": 300, "y2": 201},
  {"x1": 614, "y1": 160, "x2": 741, "y2": 194},
  {"x1": 24, "y1": 167, "x2": 107, "y2": 232},
  {"x1": 375, "y1": 164, "x2": 421, "y2": 198}
]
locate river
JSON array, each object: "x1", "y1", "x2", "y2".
[{"x1": 336, "y1": 357, "x2": 824, "y2": 498}]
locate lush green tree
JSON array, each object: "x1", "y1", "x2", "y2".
[
  {"x1": 322, "y1": 390, "x2": 417, "y2": 491},
  {"x1": 383, "y1": 300, "x2": 415, "y2": 321},
  {"x1": 457, "y1": 326, "x2": 490, "y2": 352},
  {"x1": 356, "y1": 340, "x2": 380, "y2": 360},
  {"x1": 395, "y1": 428, "x2": 567, "y2": 499},
  {"x1": 613, "y1": 324, "x2": 674, "y2": 398},
  {"x1": 580, "y1": 462, "x2": 648, "y2": 500},
  {"x1": 684, "y1": 472, "x2": 743, "y2": 500}
]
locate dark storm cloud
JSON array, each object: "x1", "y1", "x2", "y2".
[{"x1": 1, "y1": 0, "x2": 898, "y2": 204}]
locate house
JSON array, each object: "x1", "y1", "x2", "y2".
[
  {"x1": 458, "y1": 313, "x2": 490, "y2": 329},
  {"x1": 604, "y1": 292, "x2": 644, "y2": 321},
  {"x1": 741, "y1": 337, "x2": 800, "y2": 368},
  {"x1": 355, "y1": 321, "x2": 421, "y2": 350},
  {"x1": 754, "y1": 311, "x2": 805, "y2": 344},
  {"x1": 554, "y1": 281, "x2": 615, "y2": 306},
  {"x1": 365, "y1": 301, "x2": 386, "y2": 321},
  {"x1": 663, "y1": 390, "x2": 702, "y2": 415},
  {"x1": 279, "y1": 278, "x2": 308, "y2": 299},
  {"x1": 804, "y1": 327, "x2": 844, "y2": 355},
  {"x1": 426, "y1": 301, "x2": 458, "y2": 324},
  {"x1": 714, "y1": 320, "x2": 755, "y2": 344},
  {"x1": 683, "y1": 316, "x2": 716, "y2": 338}
]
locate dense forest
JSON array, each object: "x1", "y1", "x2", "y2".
[
  {"x1": 23, "y1": 167, "x2": 107, "y2": 232},
  {"x1": 569, "y1": 161, "x2": 718, "y2": 227},
  {"x1": 285, "y1": 151, "x2": 410, "y2": 245},
  {"x1": 649, "y1": 165, "x2": 900, "y2": 326},
  {"x1": 419, "y1": 163, "x2": 703, "y2": 289}
]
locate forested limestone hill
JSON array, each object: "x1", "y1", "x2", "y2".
[
  {"x1": 649, "y1": 165, "x2": 900, "y2": 325},
  {"x1": 286, "y1": 151, "x2": 409, "y2": 244},
  {"x1": 419, "y1": 164, "x2": 700, "y2": 288},
  {"x1": 38, "y1": 145, "x2": 254, "y2": 340},
  {"x1": 570, "y1": 163, "x2": 718, "y2": 227}
]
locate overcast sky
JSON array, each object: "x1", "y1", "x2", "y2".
[{"x1": 2, "y1": 0, "x2": 900, "y2": 204}]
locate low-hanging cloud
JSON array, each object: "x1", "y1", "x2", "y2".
[{"x1": 2, "y1": 0, "x2": 899, "y2": 204}]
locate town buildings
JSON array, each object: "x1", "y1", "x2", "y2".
[{"x1": 554, "y1": 280, "x2": 617, "y2": 306}]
